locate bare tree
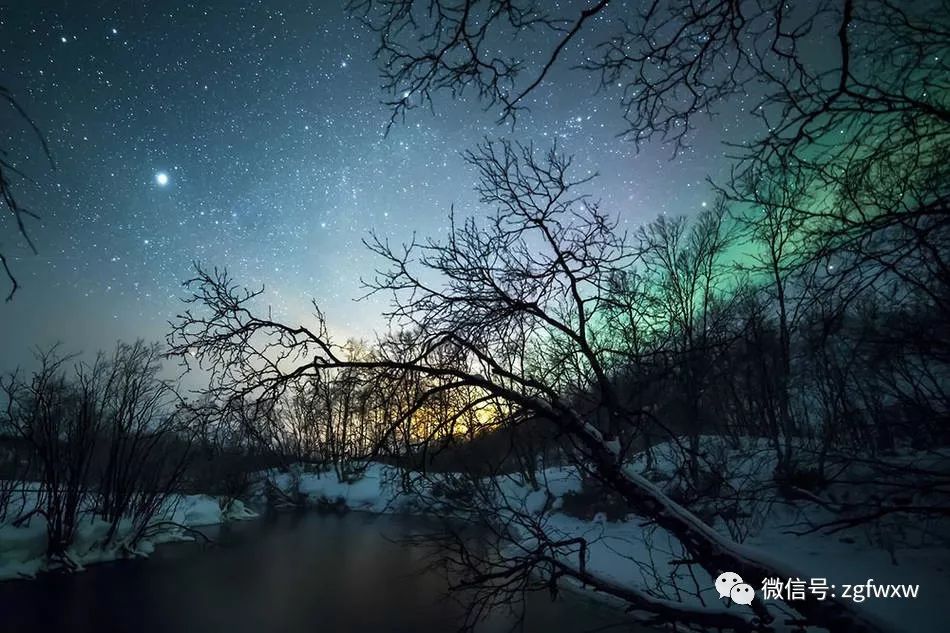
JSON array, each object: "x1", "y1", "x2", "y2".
[
  {"x1": 94, "y1": 341, "x2": 194, "y2": 549},
  {"x1": 725, "y1": 169, "x2": 819, "y2": 476},
  {"x1": 1, "y1": 85, "x2": 53, "y2": 301},
  {"x1": 347, "y1": 0, "x2": 611, "y2": 129},
  {"x1": 169, "y1": 141, "x2": 887, "y2": 632},
  {"x1": 2, "y1": 342, "x2": 195, "y2": 564},
  {"x1": 3, "y1": 348, "x2": 104, "y2": 565},
  {"x1": 637, "y1": 203, "x2": 735, "y2": 485},
  {"x1": 350, "y1": 1, "x2": 948, "y2": 160}
]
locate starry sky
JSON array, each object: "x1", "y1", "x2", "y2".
[{"x1": 0, "y1": 0, "x2": 743, "y2": 372}]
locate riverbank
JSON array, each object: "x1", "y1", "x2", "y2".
[
  {"x1": 0, "y1": 511, "x2": 632, "y2": 633},
  {"x1": 2, "y1": 438, "x2": 948, "y2": 632},
  {"x1": 255, "y1": 443, "x2": 950, "y2": 633},
  {"x1": 0, "y1": 491, "x2": 258, "y2": 580}
]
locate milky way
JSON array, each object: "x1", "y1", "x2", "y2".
[{"x1": 1, "y1": 1, "x2": 757, "y2": 370}]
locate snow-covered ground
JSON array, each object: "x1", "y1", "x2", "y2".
[
  {"x1": 2, "y1": 438, "x2": 946, "y2": 631},
  {"x1": 257, "y1": 441, "x2": 949, "y2": 632},
  {"x1": 0, "y1": 492, "x2": 257, "y2": 581}
]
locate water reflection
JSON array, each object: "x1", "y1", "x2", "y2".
[{"x1": 0, "y1": 512, "x2": 638, "y2": 633}]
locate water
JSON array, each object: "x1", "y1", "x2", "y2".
[{"x1": 0, "y1": 512, "x2": 637, "y2": 632}]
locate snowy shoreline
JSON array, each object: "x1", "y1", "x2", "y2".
[
  {"x1": 0, "y1": 491, "x2": 258, "y2": 581},
  {"x1": 2, "y1": 442, "x2": 947, "y2": 632},
  {"x1": 256, "y1": 453, "x2": 950, "y2": 633}
]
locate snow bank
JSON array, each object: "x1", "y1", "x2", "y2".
[
  {"x1": 0, "y1": 519, "x2": 46, "y2": 580},
  {"x1": 252, "y1": 442, "x2": 949, "y2": 632},
  {"x1": 0, "y1": 492, "x2": 259, "y2": 582},
  {"x1": 5, "y1": 439, "x2": 947, "y2": 630},
  {"x1": 265, "y1": 463, "x2": 405, "y2": 512},
  {"x1": 174, "y1": 494, "x2": 224, "y2": 527},
  {"x1": 489, "y1": 439, "x2": 950, "y2": 633}
]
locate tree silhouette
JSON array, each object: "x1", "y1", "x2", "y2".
[
  {"x1": 169, "y1": 142, "x2": 888, "y2": 632},
  {"x1": 1, "y1": 85, "x2": 52, "y2": 301}
]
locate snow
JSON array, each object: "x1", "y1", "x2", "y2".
[
  {"x1": 263, "y1": 463, "x2": 406, "y2": 513},
  {"x1": 222, "y1": 498, "x2": 258, "y2": 521},
  {"x1": 0, "y1": 520, "x2": 46, "y2": 579},
  {"x1": 174, "y1": 494, "x2": 225, "y2": 527},
  {"x1": 509, "y1": 439, "x2": 948, "y2": 632},
  {"x1": 255, "y1": 441, "x2": 949, "y2": 632},
  {"x1": 2, "y1": 438, "x2": 946, "y2": 631},
  {"x1": 0, "y1": 492, "x2": 258, "y2": 581}
]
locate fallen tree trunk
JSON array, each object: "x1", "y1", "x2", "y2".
[{"x1": 566, "y1": 417, "x2": 892, "y2": 633}]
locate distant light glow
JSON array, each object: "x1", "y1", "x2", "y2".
[{"x1": 155, "y1": 172, "x2": 169, "y2": 186}]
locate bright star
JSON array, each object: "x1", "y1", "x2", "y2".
[{"x1": 155, "y1": 172, "x2": 169, "y2": 186}]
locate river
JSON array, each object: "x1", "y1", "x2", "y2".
[{"x1": 0, "y1": 511, "x2": 640, "y2": 632}]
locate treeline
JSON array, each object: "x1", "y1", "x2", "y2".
[
  {"x1": 164, "y1": 125, "x2": 947, "y2": 632},
  {"x1": 3, "y1": 177, "x2": 946, "y2": 567},
  {"x1": 172, "y1": 190, "x2": 950, "y2": 495},
  {"x1": 0, "y1": 342, "x2": 191, "y2": 564}
]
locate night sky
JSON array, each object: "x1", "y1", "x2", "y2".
[{"x1": 1, "y1": 1, "x2": 748, "y2": 371}]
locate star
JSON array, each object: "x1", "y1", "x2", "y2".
[{"x1": 155, "y1": 172, "x2": 169, "y2": 186}]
